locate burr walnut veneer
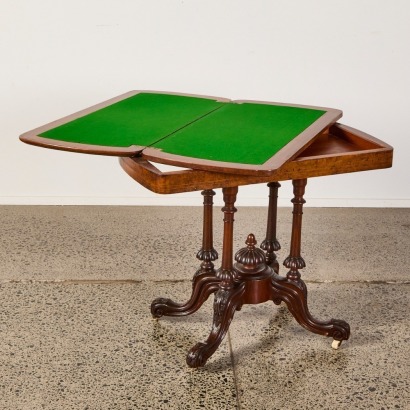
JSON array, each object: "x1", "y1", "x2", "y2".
[{"x1": 20, "y1": 91, "x2": 393, "y2": 368}]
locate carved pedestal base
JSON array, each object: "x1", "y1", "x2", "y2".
[
  {"x1": 151, "y1": 233, "x2": 350, "y2": 368},
  {"x1": 151, "y1": 182, "x2": 350, "y2": 368}
]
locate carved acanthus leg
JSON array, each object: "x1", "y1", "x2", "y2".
[
  {"x1": 271, "y1": 275, "x2": 350, "y2": 344},
  {"x1": 260, "y1": 182, "x2": 281, "y2": 273},
  {"x1": 151, "y1": 190, "x2": 220, "y2": 318},
  {"x1": 271, "y1": 179, "x2": 350, "y2": 346},
  {"x1": 151, "y1": 273, "x2": 221, "y2": 318},
  {"x1": 187, "y1": 186, "x2": 245, "y2": 368}
]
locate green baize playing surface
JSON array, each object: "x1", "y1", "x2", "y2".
[{"x1": 39, "y1": 93, "x2": 325, "y2": 165}]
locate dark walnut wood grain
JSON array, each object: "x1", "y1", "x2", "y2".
[
  {"x1": 195, "y1": 190, "x2": 218, "y2": 276},
  {"x1": 187, "y1": 187, "x2": 245, "y2": 368},
  {"x1": 153, "y1": 181, "x2": 350, "y2": 368},
  {"x1": 260, "y1": 182, "x2": 281, "y2": 272}
]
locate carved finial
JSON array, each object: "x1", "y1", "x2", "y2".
[
  {"x1": 245, "y1": 233, "x2": 257, "y2": 248},
  {"x1": 235, "y1": 234, "x2": 266, "y2": 268}
]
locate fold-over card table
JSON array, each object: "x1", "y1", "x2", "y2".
[{"x1": 20, "y1": 91, "x2": 393, "y2": 367}]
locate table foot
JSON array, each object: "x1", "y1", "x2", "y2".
[
  {"x1": 151, "y1": 272, "x2": 220, "y2": 318},
  {"x1": 186, "y1": 282, "x2": 245, "y2": 368},
  {"x1": 332, "y1": 339, "x2": 342, "y2": 349},
  {"x1": 270, "y1": 273, "x2": 350, "y2": 343}
]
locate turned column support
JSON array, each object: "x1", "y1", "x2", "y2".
[
  {"x1": 219, "y1": 186, "x2": 238, "y2": 277},
  {"x1": 196, "y1": 189, "x2": 218, "y2": 276},
  {"x1": 260, "y1": 182, "x2": 281, "y2": 272},
  {"x1": 186, "y1": 186, "x2": 245, "y2": 368},
  {"x1": 283, "y1": 179, "x2": 307, "y2": 282}
]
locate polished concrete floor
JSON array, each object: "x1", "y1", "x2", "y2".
[{"x1": 0, "y1": 206, "x2": 409, "y2": 409}]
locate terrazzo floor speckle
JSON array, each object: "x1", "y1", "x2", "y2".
[
  {"x1": 0, "y1": 206, "x2": 409, "y2": 409},
  {"x1": 229, "y1": 283, "x2": 410, "y2": 410},
  {"x1": 1, "y1": 206, "x2": 409, "y2": 282},
  {"x1": 0, "y1": 282, "x2": 236, "y2": 410}
]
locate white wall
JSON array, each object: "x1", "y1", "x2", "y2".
[{"x1": 1, "y1": 0, "x2": 409, "y2": 207}]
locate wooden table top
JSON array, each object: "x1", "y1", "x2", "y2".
[{"x1": 20, "y1": 91, "x2": 345, "y2": 176}]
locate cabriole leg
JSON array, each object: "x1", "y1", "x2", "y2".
[
  {"x1": 151, "y1": 190, "x2": 220, "y2": 318},
  {"x1": 270, "y1": 179, "x2": 350, "y2": 347}
]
